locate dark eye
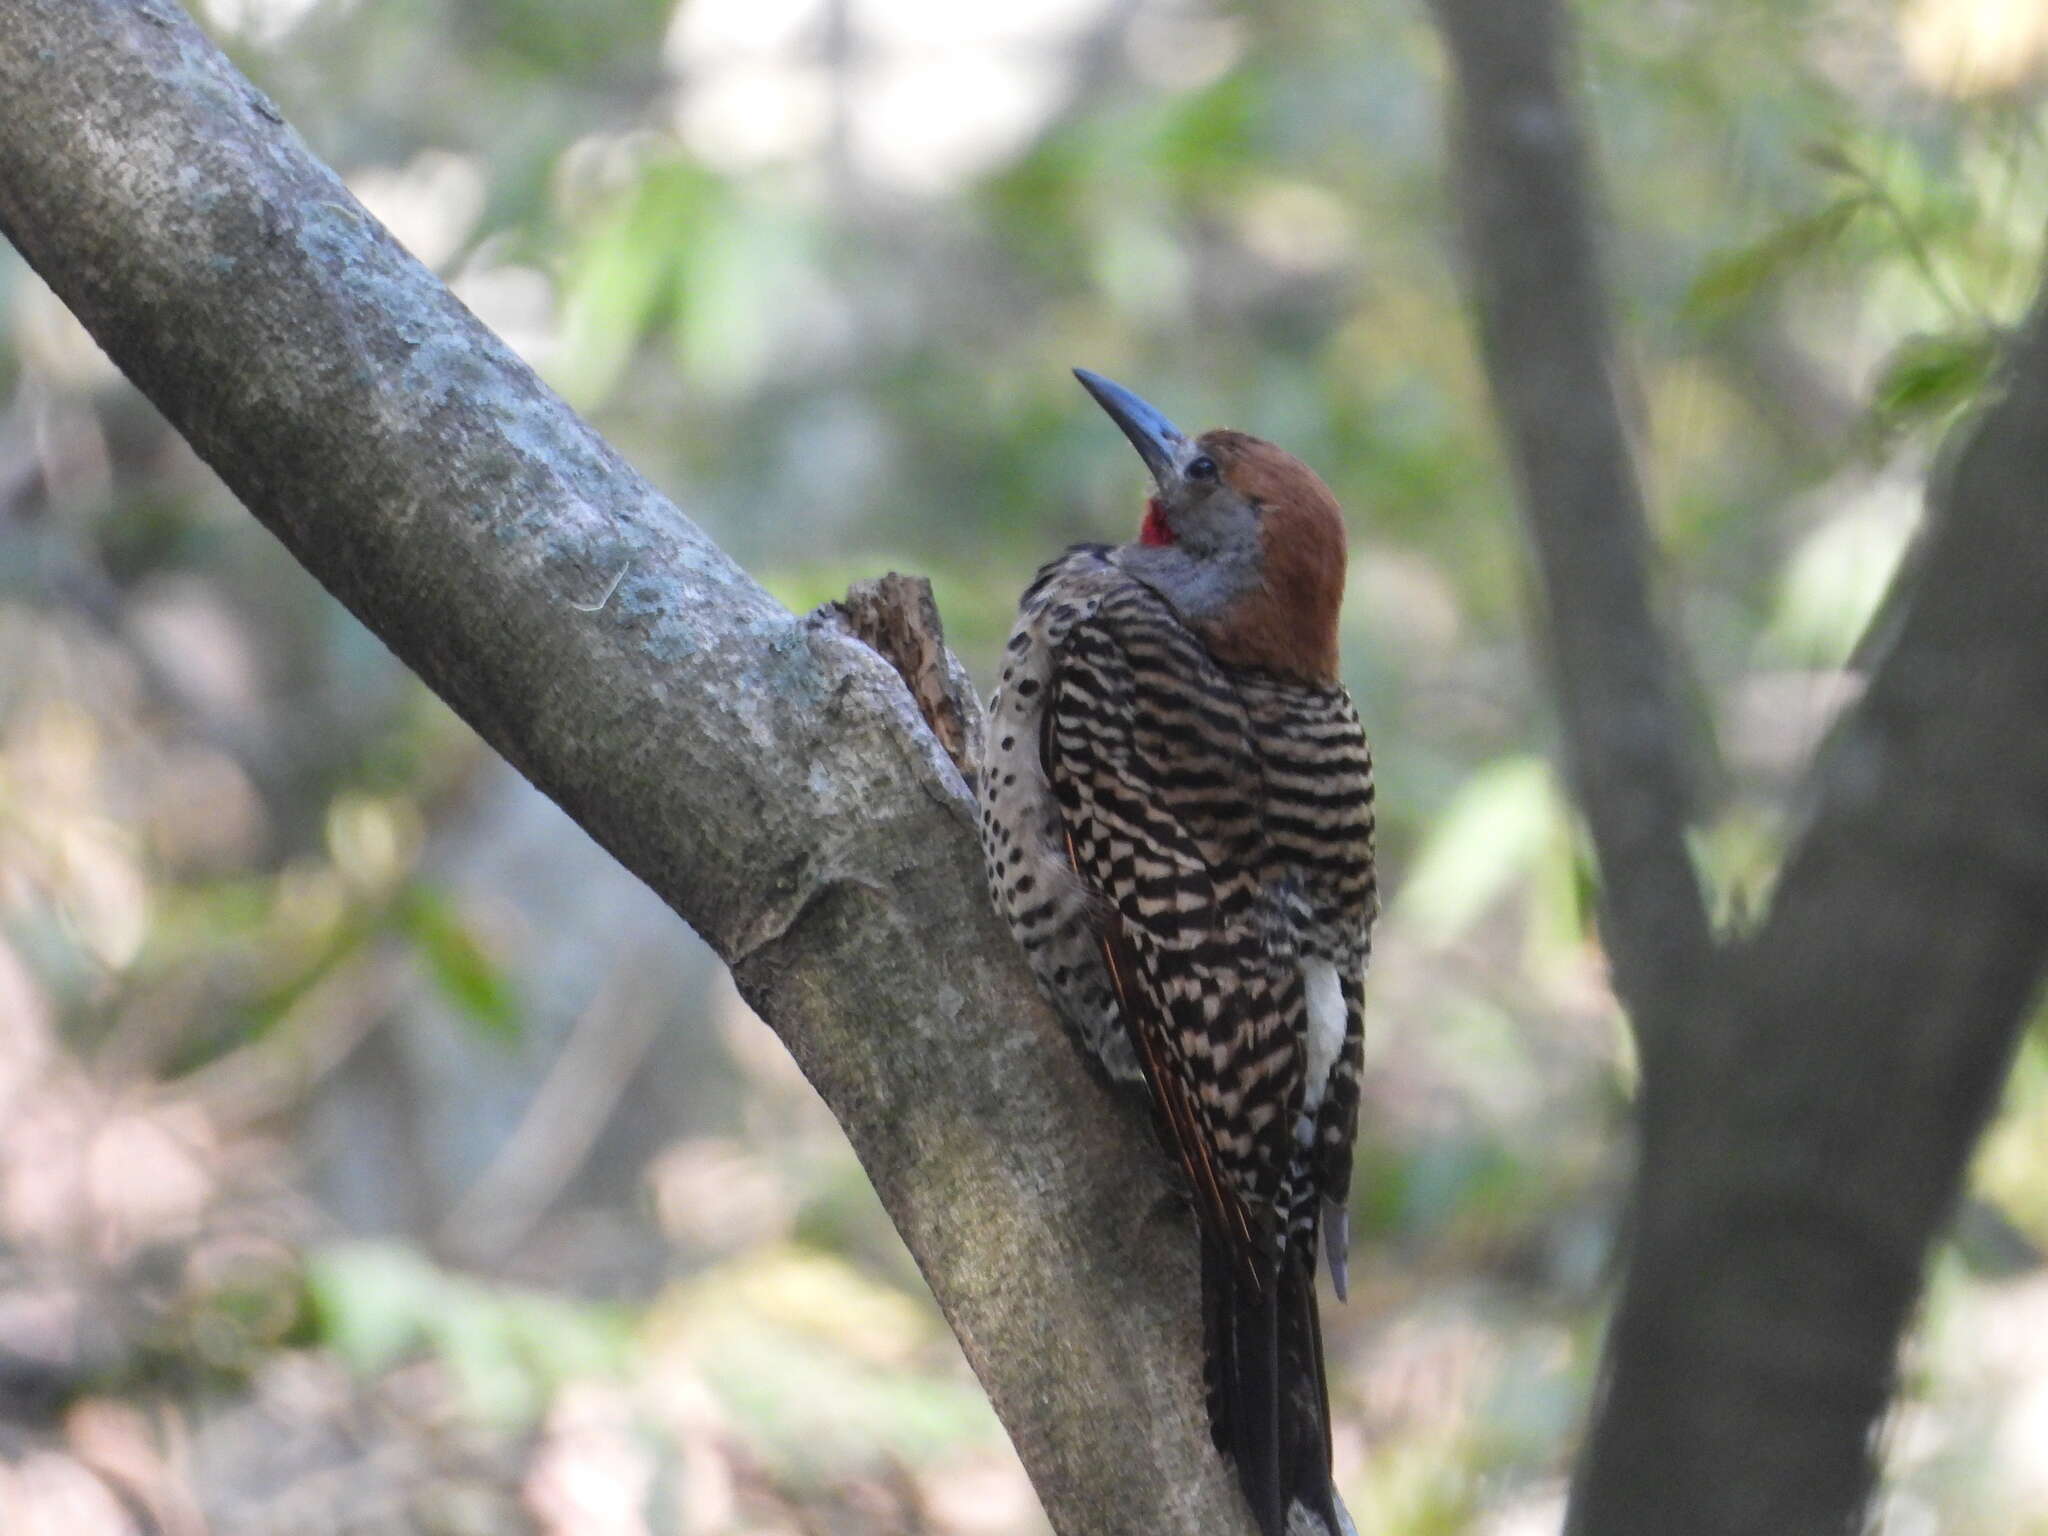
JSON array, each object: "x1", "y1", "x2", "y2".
[{"x1": 1186, "y1": 455, "x2": 1218, "y2": 482}]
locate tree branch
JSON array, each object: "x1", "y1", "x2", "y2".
[
  {"x1": 0, "y1": 4, "x2": 1252, "y2": 1531},
  {"x1": 1429, "y1": 3, "x2": 2048, "y2": 1530},
  {"x1": 1429, "y1": 0, "x2": 1714, "y2": 1070},
  {"x1": 1569, "y1": 284, "x2": 2048, "y2": 1536}
]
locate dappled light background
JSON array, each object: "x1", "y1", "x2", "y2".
[{"x1": 4, "y1": 0, "x2": 2048, "y2": 1530}]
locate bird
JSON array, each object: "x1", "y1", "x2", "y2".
[{"x1": 977, "y1": 370, "x2": 1376, "y2": 1536}]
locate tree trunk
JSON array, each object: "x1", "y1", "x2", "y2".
[{"x1": 1431, "y1": 3, "x2": 2048, "y2": 1531}]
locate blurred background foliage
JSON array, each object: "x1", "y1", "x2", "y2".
[{"x1": 3, "y1": 0, "x2": 2048, "y2": 1530}]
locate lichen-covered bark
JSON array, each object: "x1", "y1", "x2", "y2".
[{"x1": 0, "y1": 4, "x2": 1251, "y2": 1531}]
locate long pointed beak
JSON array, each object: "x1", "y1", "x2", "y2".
[{"x1": 1073, "y1": 368, "x2": 1185, "y2": 486}]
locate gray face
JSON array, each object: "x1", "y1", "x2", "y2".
[
  {"x1": 1155, "y1": 451, "x2": 1263, "y2": 560},
  {"x1": 1110, "y1": 537, "x2": 1260, "y2": 626},
  {"x1": 1072, "y1": 369, "x2": 1264, "y2": 624}
]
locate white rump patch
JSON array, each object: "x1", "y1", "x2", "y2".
[{"x1": 1301, "y1": 958, "x2": 1344, "y2": 1116}]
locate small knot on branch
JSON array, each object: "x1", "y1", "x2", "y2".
[{"x1": 814, "y1": 572, "x2": 985, "y2": 784}]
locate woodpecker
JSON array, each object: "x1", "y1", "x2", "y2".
[{"x1": 978, "y1": 371, "x2": 1375, "y2": 1536}]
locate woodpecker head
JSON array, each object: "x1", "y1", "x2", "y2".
[{"x1": 1074, "y1": 368, "x2": 1347, "y2": 684}]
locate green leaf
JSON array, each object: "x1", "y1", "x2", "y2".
[
  {"x1": 1148, "y1": 67, "x2": 1263, "y2": 183},
  {"x1": 394, "y1": 885, "x2": 519, "y2": 1041},
  {"x1": 305, "y1": 1241, "x2": 444, "y2": 1375},
  {"x1": 1682, "y1": 193, "x2": 1873, "y2": 328},
  {"x1": 305, "y1": 1243, "x2": 632, "y2": 1425},
  {"x1": 1868, "y1": 330, "x2": 1998, "y2": 438},
  {"x1": 553, "y1": 160, "x2": 721, "y2": 408},
  {"x1": 1397, "y1": 756, "x2": 1563, "y2": 943},
  {"x1": 500, "y1": 1292, "x2": 634, "y2": 1383},
  {"x1": 1764, "y1": 493, "x2": 1918, "y2": 665},
  {"x1": 420, "y1": 1281, "x2": 546, "y2": 1424}
]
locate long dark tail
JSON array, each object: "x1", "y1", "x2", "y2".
[{"x1": 1203, "y1": 1230, "x2": 1340, "y2": 1536}]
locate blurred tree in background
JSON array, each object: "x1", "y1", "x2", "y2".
[{"x1": 4, "y1": 0, "x2": 2048, "y2": 1531}]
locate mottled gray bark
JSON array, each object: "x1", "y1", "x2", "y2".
[
  {"x1": 1430, "y1": 3, "x2": 2048, "y2": 1532},
  {"x1": 0, "y1": 4, "x2": 1251, "y2": 1532}
]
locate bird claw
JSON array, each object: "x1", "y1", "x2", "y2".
[{"x1": 1322, "y1": 1199, "x2": 1350, "y2": 1302}]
